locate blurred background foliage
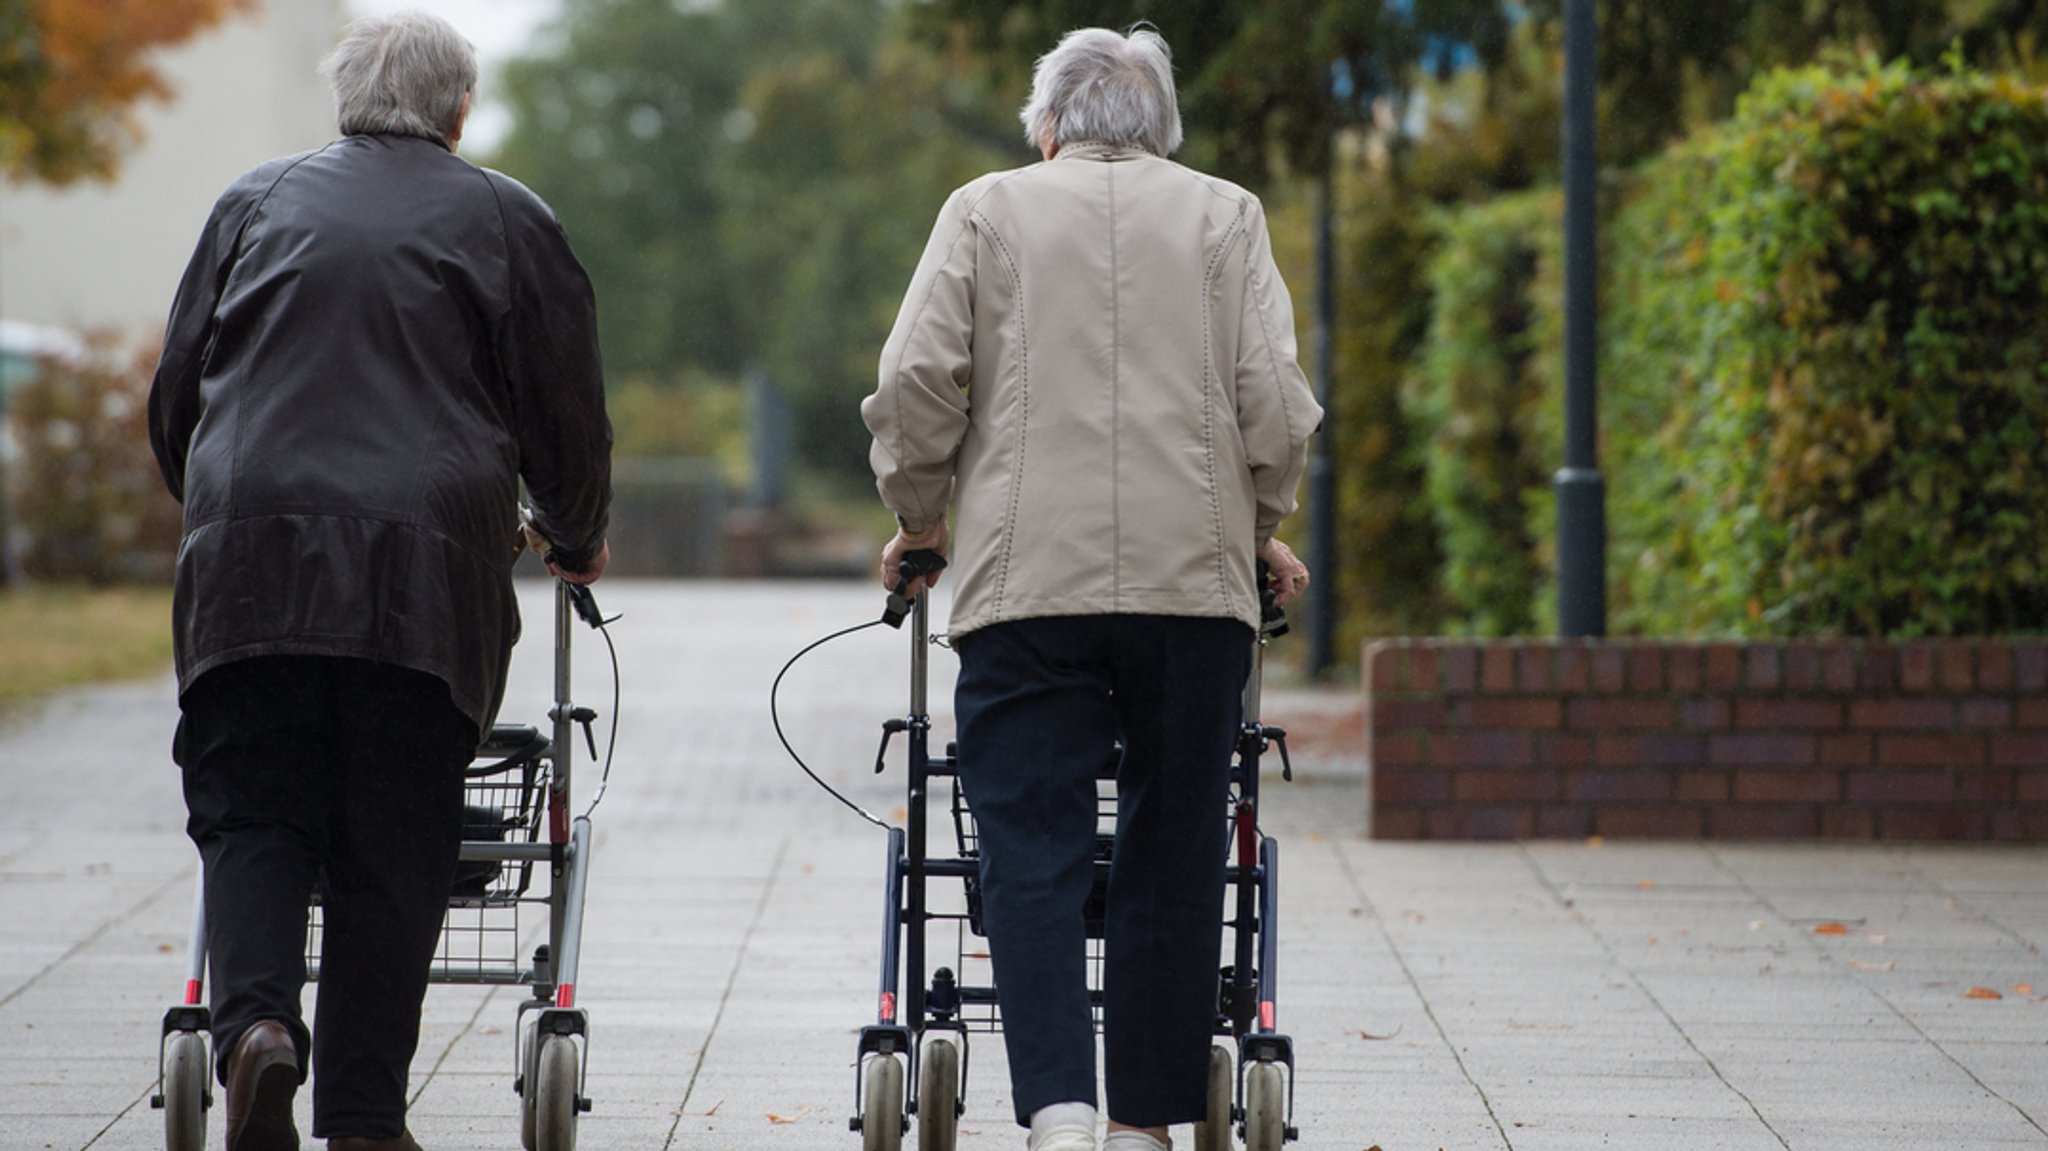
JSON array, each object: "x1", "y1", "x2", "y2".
[{"x1": 11, "y1": 0, "x2": 2048, "y2": 648}]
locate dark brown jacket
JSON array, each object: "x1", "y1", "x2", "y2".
[{"x1": 149, "y1": 132, "x2": 611, "y2": 732}]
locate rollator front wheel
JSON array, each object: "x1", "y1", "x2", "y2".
[
  {"x1": 519, "y1": 1019, "x2": 541, "y2": 1151},
  {"x1": 1193, "y1": 1044, "x2": 1233, "y2": 1151},
  {"x1": 533, "y1": 1034, "x2": 581, "y2": 1151},
  {"x1": 1242, "y1": 1059, "x2": 1286, "y2": 1151},
  {"x1": 917, "y1": 1038, "x2": 960, "y2": 1151},
  {"x1": 861, "y1": 1053, "x2": 905, "y2": 1151},
  {"x1": 161, "y1": 1030, "x2": 209, "y2": 1151}
]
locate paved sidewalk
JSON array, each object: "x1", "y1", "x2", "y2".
[{"x1": 1, "y1": 581, "x2": 2044, "y2": 1150}]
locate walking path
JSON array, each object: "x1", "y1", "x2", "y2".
[{"x1": 1, "y1": 581, "x2": 2043, "y2": 1150}]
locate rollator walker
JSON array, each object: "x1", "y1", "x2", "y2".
[
  {"x1": 152, "y1": 556, "x2": 612, "y2": 1151},
  {"x1": 853, "y1": 551, "x2": 1301, "y2": 1151}
]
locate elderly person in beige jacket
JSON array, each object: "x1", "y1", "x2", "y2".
[{"x1": 862, "y1": 25, "x2": 1321, "y2": 1151}]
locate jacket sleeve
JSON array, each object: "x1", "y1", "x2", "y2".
[
  {"x1": 497, "y1": 181, "x2": 613, "y2": 570},
  {"x1": 862, "y1": 185, "x2": 978, "y2": 535},
  {"x1": 1232, "y1": 198, "x2": 1323, "y2": 548},
  {"x1": 148, "y1": 195, "x2": 245, "y2": 504}
]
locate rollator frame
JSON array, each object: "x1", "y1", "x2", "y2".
[{"x1": 853, "y1": 555, "x2": 1301, "y2": 1151}]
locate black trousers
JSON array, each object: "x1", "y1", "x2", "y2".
[
  {"x1": 953, "y1": 614, "x2": 1252, "y2": 1128},
  {"x1": 176, "y1": 655, "x2": 475, "y2": 1139}
]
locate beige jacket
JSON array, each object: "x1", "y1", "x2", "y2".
[{"x1": 863, "y1": 143, "x2": 1322, "y2": 637}]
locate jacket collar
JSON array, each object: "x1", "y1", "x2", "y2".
[{"x1": 1056, "y1": 140, "x2": 1149, "y2": 161}]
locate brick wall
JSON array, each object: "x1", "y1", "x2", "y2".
[{"x1": 1365, "y1": 639, "x2": 2048, "y2": 840}]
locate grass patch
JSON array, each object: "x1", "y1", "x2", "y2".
[{"x1": 0, "y1": 584, "x2": 175, "y2": 700}]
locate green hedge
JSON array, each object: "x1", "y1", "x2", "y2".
[
  {"x1": 1409, "y1": 189, "x2": 1563, "y2": 636},
  {"x1": 1610, "y1": 58, "x2": 2048, "y2": 636}
]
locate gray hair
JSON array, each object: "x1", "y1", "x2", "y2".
[
  {"x1": 321, "y1": 11, "x2": 477, "y2": 143},
  {"x1": 1020, "y1": 27, "x2": 1183, "y2": 157}
]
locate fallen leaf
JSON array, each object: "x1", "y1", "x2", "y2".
[
  {"x1": 1357, "y1": 1026, "x2": 1403, "y2": 1040},
  {"x1": 1844, "y1": 959, "x2": 1894, "y2": 972},
  {"x1": 766, "y1": 1113, "x2": 799, "y2": 1124},
  {"x1": 1646, "y1": 935, "x2": 1659, "y2": 947},
  {"x1": 157, "y1": 943, "x2": 174, "y2": 953},
  {"x1": 1964, "y1": 987, "x2": 2003, "y2": 1000},
  {"x1": 1812, "y1": 922, "x2": 1851, "y2": 936},
  {"x1": 1585, "y1": 835, "x2": 1605, "y2": 849},
  {"x1": 1636, "y1": 878, "x2": 1656, "y2": 890},
  {"x1": 2014, "y1": 984, "x2": 2034, "y2": 996},
  {"x1": 1748, "y1": 920, "x2": 1764, "y2": 932}
]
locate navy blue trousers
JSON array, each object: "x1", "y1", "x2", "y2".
[
  {"x1": 176, "y1": 655, "x2": 474, "y2": 1139},
  {"x1": 954, "y1": 614, "x2": 1252, "y2": 1128}
]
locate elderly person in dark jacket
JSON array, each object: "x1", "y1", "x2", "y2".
[
  {"x1": 864, "y1": 25, "x2": 1320, "y2": 1151},
  {"x1": 147, "y1": 12, "x2": 610, "y2": 1151}
]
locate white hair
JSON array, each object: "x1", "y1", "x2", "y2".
[
  {"x1": 1020, "y1": 26, "x2": 1183, "y2": 157},
  {"x1": 321, "y1": 11, "x2": 477, "y2": 143}
]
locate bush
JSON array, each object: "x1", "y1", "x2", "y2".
[
  {"x1": 1408, "y1": 189, "x2": 1563, "y2": 636},
  {"x1": 1609, "y1": 57, "x2": 2048, "y2": 635},
  {"x1": 8, "y1": 334, "x2": 180, "y2": 583}
]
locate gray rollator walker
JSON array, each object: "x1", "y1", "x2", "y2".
[
  {"x1": 152, "y1": 534, "x2": 613, "y2": 1151},
  {"x1": 853, "y1": 550, "x2": 1301, "y2": 1151}
]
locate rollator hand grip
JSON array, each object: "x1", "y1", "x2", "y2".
[{"x1": 882, "y1": 549, "x2": 950, "y2": 628}]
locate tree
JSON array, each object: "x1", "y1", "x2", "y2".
[
  {"x1": 491, "y1": 0, "x2": 1015, "y2": 483},
  {"x1": 0, "y1": 0, "x2": 253, "y2": 185},
  {"x1": 917, "y1": 0, "x2": 1510, "y2": 184},
  {"x1": 1515, "y1": 0, "x2": 2048, "y2": 166}
]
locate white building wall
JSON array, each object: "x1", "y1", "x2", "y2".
[{"x1": 0, "y1": 0, "x2": 341, "y2": 338}]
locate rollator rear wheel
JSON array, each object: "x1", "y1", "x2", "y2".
[
  {"x1": 162, "y1": 1030, "x2": 209, "y2": 1151},
  {"x1": 1242, "y1": 1060, "x2": 1285, "y2": 1151},
  {"x1": 533, "y1": 1034, "x2": 580, "y2": 1151},
  {"x1": 917, "y1": 1038, "x2": 960, "y2": 1151},
  {"x1": 1193, "y1": 1044, "x2": 1233, "y2": 1151},
  {"x1": 861, "y1": 1053, "x2": 905, "y2": 1151}
]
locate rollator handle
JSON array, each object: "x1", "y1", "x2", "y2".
[
  {"x1": 882, "y1": 549, "x2": 950, "y2": 628},
  {"x1": 565, "y1": 582, "x2": 610, "y2": 629},
  {"x1": 518, "y1": 502, "x2": 614, "y2": 629},
  {"x1": 1257, "y1": 558, "x2": 1290, "y2": 639}
]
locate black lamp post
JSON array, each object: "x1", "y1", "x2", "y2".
[{"x1": 1555, "y1": 0, "x2": 1606, "y2": 637}]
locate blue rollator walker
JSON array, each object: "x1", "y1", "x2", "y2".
[
  {"x1": 853, "y1": 550, "x2": 1301, "y2": 1151},
  {"x1": 152, "y1": 549, "x2": 614, "y2": 1151}
]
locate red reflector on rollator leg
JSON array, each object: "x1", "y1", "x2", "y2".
[
  {"x1": 1260, "y1": 1001, "x2": 1274, "y2": 1030},
  {"x1": 550, "y1": 789, "x2": 569, "y2": 843},
  {"x1": 880, "y1": 992, "x2": 897, "y2": 1024},
  {"x1": 184, "y1": 978, "x2": 203, "y2": 1006},
  {"x1": 556, "y1": 984, "x2": 575, "y2": 1009}
]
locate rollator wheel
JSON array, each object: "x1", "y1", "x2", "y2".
[
  {"x1": 519, "y1": 1019, "x2": 541, "y2": 1151},
  {"x1": 917, "y1": 1038, "x2": 960, "y2": 1151},
  {"x1": 861, "y1": 1053, "x2": 905, "y2": 1151},
  {"x1": 1192, "y1": 1044, "x2": 1234, "y2": 1151},
  {"x1": 533, "y1": 1034, "x2": 581, "y2": 1151},
  {"x1": 1242, "y1": 1059, "x2": 1286, "y2": 1151},
  {"x1": 162, "y1": 1030, "x2": 209, "y2": 1151}
]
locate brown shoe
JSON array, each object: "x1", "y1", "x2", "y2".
[
  {"x1": 327, "y1": 1134, "x2": 424, "y2": 1151},
  {"x1": 223, "y1": 1019, "x2": 300, "y2": 1151}
]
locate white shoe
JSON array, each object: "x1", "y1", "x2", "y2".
[
  {"x1": 1028, "y1": 1103, "x2": 1099, "y2": 1151},
  {"x1": 1102, "y1": 1132, "x2": 1170, "y2": 1151}
]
